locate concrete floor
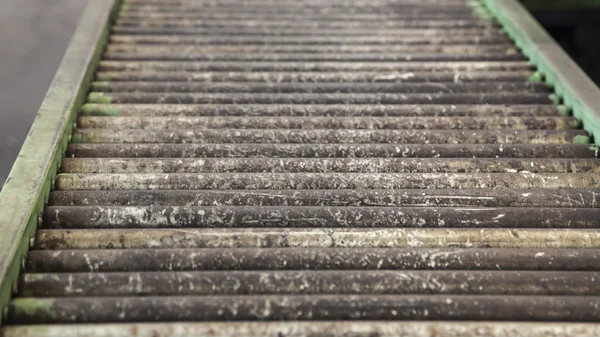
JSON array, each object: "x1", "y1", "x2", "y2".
[{"x1": 0, "y1": 0, "x2": 89, "y2": 187}]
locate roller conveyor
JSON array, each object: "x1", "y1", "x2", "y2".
[{"x1": 1, "y1": 0, "x2": 600, "y2": 336}]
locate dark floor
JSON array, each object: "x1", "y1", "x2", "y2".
[
  {"x1": 0, "y1": 0, "x2": 88, "y2": 186},
  {"x1": 531, "y1": 10, "x2": 600, "y2": 86}
]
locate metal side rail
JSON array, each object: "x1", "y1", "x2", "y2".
[{"x1": 1, "y1": 0, "x2": 600, "y2": 336}]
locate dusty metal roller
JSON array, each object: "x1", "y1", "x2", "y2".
[
  {"x1": 80, "y1": 104, "x2": 565, "y2": 117},
  {"x1": 88, "y1": 82, "x2": 546, "y2": 93},
  {"x1": 70, "y1": 129, "x2": 588, "y2": 144},
  {"x1": 84, "y1": 92, "x2": 553, "y2": 104},
  {"x1": 97, "y1": 60, "x2": 532, "y2": 72},
  {"x1": 23, "y1": 247, "x2": 600, "y2": 271},
  {"x1": 108, "y1": 35, "x2": 513, "y2": 46},
  {"x1": 114, "y1": 20, "x2": 498, "y2": 30},
  {"x1": 17, "y1": 270, "x2": 600, "y2": 297},
  {"x1": 104, "y1": 44, "x2": 513, "y2": 53},
  {"x1": 110, "y1": 26, "x2": 503, "y2": 35},
  {"x1": 31, "y1": 229, "x2": 600, "y2": 249},
  {"x1": 9, "y1": 295, "x2": 600, "y2": 323},
  {"x1": 77, "y1": 116, "x2": 576, "y2": 130},
  {"x1": 93, "y1": 71, "x2": 536, "y2": 83},
  {"x1": 58, "y1": 157, "x2": 600, "y2": 174},
  {"x1": 65, "y1": 143, "x2": 598, "y2": 158},
  {"x1": 48, "y1": 189, "x2": 600, "y2": 207},
  {"x1": 3, "y1": 0, "x2": 600, "y2": 335},
  {"x1": 53, "y1": 172, "x2": 600, "y2": 190}
]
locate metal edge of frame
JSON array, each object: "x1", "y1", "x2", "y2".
[
  {"x1": 0, "y1": 0, "x2": 119, "y2": 322},
  {"x1": 481, "y1": 0, "x2": 600, "y2": 147},
  {"x1": 4, "y1": 321, "x2": 600, "y2": 337}
]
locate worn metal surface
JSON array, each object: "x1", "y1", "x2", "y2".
[
  {"x1": 65, "y1": 144, "x2": 599, "y2": 158},
  {"x1": 5, "y1": 322, "x2": 600, "y2": 337},
  {"x1": 52, "y1": 172, "x2": 600, "y2": 189},
  {"x1": 4, "y1": 0, "x2": 600, "y2": 332},
  {"x1": 48, "y1": 189, "x2": 600, "y2": 207},
  {"x1": 94, "y1": 71, "x2": 536, "y2": 83},
  {"x1": 59, "y1": 158, "x2": 600, "y2": 173},
  {"x1": 80, "y1": 104, "x2": 566, "y2": 117},
  {"x1": 97, "y1": 61, "x2": 533, "y2": 72},
  {"x1": 105, "y1": 45, "x2": 515, "y2": 54},
  {"x1": 7, "y1": 295, "x2": 600, "y2": 323},
  {"x1": 70, "y1": 129, "x2": 589, "y2": 144},
  {"x1": 40, "y1": 205, "x2": 600, "y2": 228},
  {"x1": 85, "y1": 92, "x2": 554, "y2": 104},
  {"x1": 77, "y1": 116, "x2": 574, "y2": 130},
  {"x1": 32, "y1": 229, "x2": 600, "y2": 249},
  {"x1": 90, "y1": 82, "x2": 548, "y2": 93},
  {"x1": 24, "y1": 247, "x2": 600, "y2": 270},
  {"x1": 17, "y1": 270, "x2": 600, "y2": 296}
]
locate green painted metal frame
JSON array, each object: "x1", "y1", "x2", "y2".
[
  {"x1": 481, "y1": 0, "x2": 600, "y2": 146},
  {"x1": 0, "y1": 0, "x2": 119, "y2": 321}
]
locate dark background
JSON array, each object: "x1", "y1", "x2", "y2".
[
  {"x1": 0, "y1": 0, "x2": 598, "y2": 187},
  {"x1": 530, "y1": 9, "x2": 600, "y2": 86},
  {"x1": 0, "y1": 0, "x2": 89, "y2": 186}
]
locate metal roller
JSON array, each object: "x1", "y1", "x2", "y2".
[
  {"x1": 24, "y1": 247, "x2": 600, "y2": 272},
  {"x1": 97, "y1": 61, "x2": 531, "y2": 72},
  {"x1": 70, "y1": 129, "x2": 588, "y2": 144},
  {"x1": 65, "y1": 144, "x2": 598, "y2": 158},
  {"x1": 90, "y1": 82, "x2": 546, "y2": 93},
  {"x1": 16, "y1": 270, "x2": 600, "y2": 296},
  {"x1": 33, "y1": 229, "x2": 600, "y2": 249},
  {"x1": 95, "y1": 71, "x2": 535, "y2": 82},
  {"x1": 78, "y1": 116, "x2": 575, "y2": 130},
  {"x1": 7, "y1": 295, "x2": 600, "y2": 323},
  {"x1": 48, "y1": 189, "x2": 600, "y2": 207},
  {"x1": 80, "y1": 104, "x2": 564, "y2": 117}
]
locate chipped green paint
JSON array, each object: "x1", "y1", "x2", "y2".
[
  {"x1": 570, "y1": 118, "x2": 583, "y2": 129},
  {"x1": 527, "y1": 72, "x2": 544, "y2": 83},
  {"x1": 70, "y1": 133, "x2": 94, "y2": 144},
  {"x1": 468, "y1": 1, "x2": 494, "y2": 20},
  {"x1": 92, "y1": 81, "x2": 111, "y2": 88},
  {"x1": 481, "y1": 0, "x2": 600, "y2": 146},
  {"x1": 70, "y1": 133, "x2": 84, "y2": 144},
  {"x1": 574, "y1": 135, "x2": 591, "y2": 144},
  {"x1": 472, "y1": 7, "x2": 492, "y2": 19},
  {"x1": 0, "y1": 0, "x2": 120, "y2": 324},
  {"x1": 120, "y1": 2, "x2": 130, "y2": 12},
  {"x1": 549, "y1": 94, "x2": 561, "y2": 105},
  {"x1": 81, "y1": 104, "x2": 119, "y2": 116},
  {"x1": 10, "y1": 299, "x2": 56, "y2": 320},
  {"x1": 557, "y1": 106, "x2": 571, "y2": 117},
  {"x1": 88, "y1": 92, "x2": 112, "y2": 104}
]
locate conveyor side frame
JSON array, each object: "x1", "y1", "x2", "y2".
[
  {"x1": 0, "y1": 0, "x2": 118, "y2": 318},
  {"x1": 481, "y1": 0, "x2": 600, "y2": 146}
]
